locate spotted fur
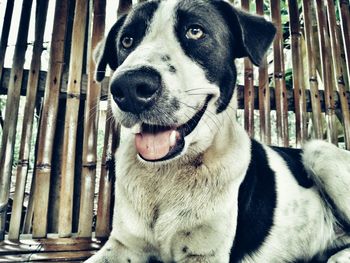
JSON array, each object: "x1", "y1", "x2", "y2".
[{"x1": 86, "y1": 0, "x2": 350, "y2": 262}]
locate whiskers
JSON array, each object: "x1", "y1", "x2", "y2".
[
  {"x1": 177, "y1": 100, "x2": 221, "y2": 135},
  {"x1": 185, "y1": 89, "x2": 238, "y2": 127}
]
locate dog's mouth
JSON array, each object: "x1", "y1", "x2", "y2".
[{"x1": 134, "y1": 96, "x2": 211, "y2": 162}]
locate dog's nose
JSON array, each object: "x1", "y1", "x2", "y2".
[{"x1": 110, "y1": 67, "x2": 161, "y2": 114}]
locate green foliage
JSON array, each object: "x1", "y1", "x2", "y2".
[{"x1": 0, "y1": 96, "x2": 5, "y2": 110}]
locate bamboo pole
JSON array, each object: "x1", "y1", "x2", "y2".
[
  {"x1": 338, "y1": 0, "x2": 350, "y2": 85},
  {"x1": 256, "y1": 0, "x2": 271, "y2": 144},
  {"x1": 315, "y1": 0, "x2": 338, "y2": 144},
  {"x1": 326, "y1": 0, "x2": 350, "y2": 149},
  {"x1": 242, "y1": 0, "x2": 255, "y2": 138},
  {"x1": 0, "y1": 0, "x2": 15, "y2": 82},
  {"x1": 270, "y1": 0, "x2": 289, "y2": 146},
  {"x1": 78, "y1": 0, "x2": 106, "y2": 238},
  {"x1": 301, "y1": 0, "x2": 323, "y2": 140},
  {"x1": 95, "y1": 100, "x2": 119, "y2": 238},
  {"x1": 118, "y1": 0, "x2": 132, "y2": 16},
  {"x1": 58, "y1": 0, "x2": 89, "y2": 238},
  {"x1": 32, "y1": 0, "x2": 69, "y2": 238},
  {"x1": 0, "y1": 0, "x2": 33, "y2": 241},
  {"x1": 95, "y1": 0, "x2": 132, "y2": 237},
  {"x1": 288, "y1": 0, "x2": 307, "y2": 147},
  {"x1": 8, "y1": 0, "x2": 49, "y2": 240},
  {"x1": 22, "y1": 167, "x2": 35, "y2": 234}
]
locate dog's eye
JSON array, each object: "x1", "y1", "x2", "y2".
[
  {"x1": 121, "y1": 36, "x2": 134, "y2": 49},
  {"x1": 186, "y1": 26, "x2": 205, "y2": 40}
]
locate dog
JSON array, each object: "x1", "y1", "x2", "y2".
[{"x1": 86, "y1": 0, "x2": 350, "y2": 262}]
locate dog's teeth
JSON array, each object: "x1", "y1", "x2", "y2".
[
  {"x1": 170, "y1": 130, "x2": 177, "y2": 147},
  {"x1": 131, "y1": 124, "x2": 142, "y2": 134}
]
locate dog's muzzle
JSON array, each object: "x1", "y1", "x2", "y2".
[
  {"x1": 133, "y1": 96, "x2": 210, "y2": 162},
  {"x1": 110, "y1": 66, "x2": 211, "y2": 162},
  {"x1": 110, "y1": 67, "x2": 162, "y2": 114}
]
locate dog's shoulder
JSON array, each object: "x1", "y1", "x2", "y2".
[
  {"x1": 231, "y1": 139, "x2": 277, "y2": 261},
  {"x1": 231, "y1": 140, "x2": 316, "y2": 261}
]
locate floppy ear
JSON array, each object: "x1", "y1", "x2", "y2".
[
  {"x1": 94, "y1": 15, "x2": 127, "y2": 82},
  {"x1": 213, "y1": 1, "x2": 276, "y2": 66}
]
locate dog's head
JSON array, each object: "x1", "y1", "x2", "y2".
[{"x1": 95, "y1": 0, "x2": 275, "y2": 163}]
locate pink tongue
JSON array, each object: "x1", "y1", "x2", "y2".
[{"x1": 135, "y1": 130, "x2": 174, "y2": 160}]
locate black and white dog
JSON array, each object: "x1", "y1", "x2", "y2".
[{"x1": 87, "y1": 0, "x2": 350, "y2": 262}]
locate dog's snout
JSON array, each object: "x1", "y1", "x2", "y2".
[{"x1": 111, "y1": 67, "x2": 162, "y2": 114}]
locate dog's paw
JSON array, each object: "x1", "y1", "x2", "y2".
[{"x1": 327, "y1": 248, "x2": 350, "y2": 263}]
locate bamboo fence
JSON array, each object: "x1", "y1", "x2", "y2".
[
  {"x1": 32, "y1": 0, "x2": 69, "y2": 238},
  {"x1": 288, "y1": 0, "x2": 308, "y2": 147},
  {"x1": 256, "y1": 0, "x2": 271, "y2": 145},
  {"x1": 326, "y1": 0, "x2": 350, "y2": 149},
  {"x1": 0, "y1": 0, "x2": 33, "y2": 240},
  {"x1": 339, "y1": 0, "x2": 350, "y2": 83},
  {"x1": 0, "y1": 0, "x2": 349, "y2": 246},
  {"x1": 78, "y1": 0, "x2": 106, "y2": 238},
  {"x1": 270, "y1": 0, "x2": 289, "y2": 147},
  {"x1": 315, "y1": 0, "x2": 338, "y2": 145},
  {"x1": 301, "y1": 0, "x2": 323, "y2": 140},
  {"x1": 8, "y1": 0, "x2": 49, "y2": 240},
  {"x1": 242, "y1": 0, "x2": 255, "y2": 138},
  {"x1": 58, "y1": 0, "x2": 89, "y2": 238},
  {"x1": 0, "y1": 0, "x2": 14, "y2": 83}
]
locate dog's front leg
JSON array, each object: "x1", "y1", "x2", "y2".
[
  {"x1": 168, "y1": 223, "x2": 233, "y2": 263},
  {"x1": 85, "y1": 237, "x2": 149, "y2": 263}
]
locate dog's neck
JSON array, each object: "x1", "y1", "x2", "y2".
[{"x1": 202, "y1": 112, "x2": 251, "y2": 176}]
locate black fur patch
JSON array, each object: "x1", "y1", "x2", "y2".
[
  {"x1": 95, "y1": 1, "x2": 160, "y2": 81},
  {"x1": 212, "y1": 0, "x2": 276, "y2": 65},
  {"x1": 147, "y1": 256, "x2": 163, "y2": 263},
  {"x1": 174, "y1": 0, "x2": 275, "y2": 113},
  {"x1": 230, "y1": 139, "x2": 276, "y2": 262},
  {"x1": 117, "y1": 1, "x2": 160, "y2": 66},
  {"x1": 271, "y1": 146, "x2": 314, "y2": 188},
  {"x1": 95, "y1": 15, "x2": 127, "y2": 81},
  {"x1": 150, "y1": 205, "x2": 160, "y2": 229},
  {"x1": 174, "y1": 0, "x2": 237, "y2": 113}
]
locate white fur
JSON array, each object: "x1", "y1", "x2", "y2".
[
  {"x1": 303, "y1": 140, "x2": 350, "y2": 223},
  {"x1": 87, "y1": 0, "x2": 350, "y2": 262},
  {"x1": 328, "y1": 248, "x2": 350, "y2": 263},
  {"x1": 87, "y1": 104, "x2": 251, "y2": 263}
]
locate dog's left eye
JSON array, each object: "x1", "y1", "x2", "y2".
[
  {"x1": 186, "y1": 26, "x2": 205, "y2": 40},
  {"x1": 121, "y1": 36, "x2": 134, "y2": 49}
]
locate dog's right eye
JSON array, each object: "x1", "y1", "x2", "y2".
[
  {"x1": 121, "y1": 36, "x2": 134, "y2": 49},
  {"x1": 186, "y1": 25, "x2": 205, "y2": 40}
]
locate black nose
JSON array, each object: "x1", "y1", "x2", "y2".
[{"x1": 110, "y1": 67, "x2": 162, "y2": 114}]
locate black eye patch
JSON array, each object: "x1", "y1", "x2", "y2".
[
  {"x1": 117, "y1": 1, "x2": 160, "y2": 64},
  {"x1": 174, "y1": 3, "x2": 236, "y2": 113}
]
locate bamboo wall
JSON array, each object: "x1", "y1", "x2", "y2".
[{"x1": 0, "y1": 0, "x2": 349, "y2": 241}]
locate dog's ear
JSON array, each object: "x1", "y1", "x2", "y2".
[
  {"x1": 213, "y1": 1, "x2": 276, "y2": 66},
  {"x1": 94, "y1": 15, "x2": 127, "y2": 82}
]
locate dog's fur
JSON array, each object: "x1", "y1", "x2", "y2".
[{"x1": 86, "y1": 0, "x2": 350, "y2": 262}]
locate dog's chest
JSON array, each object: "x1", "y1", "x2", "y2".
[
  {"x1": 119, "y1": 159, "x2": 228, "y2": 223},
  {"x1": 114, "y1": 138, "x2": 241, "y2": 239}
]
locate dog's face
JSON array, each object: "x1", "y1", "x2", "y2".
[{"x1": 95, "y1": 0, "x2": 275, "y2": 163}]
